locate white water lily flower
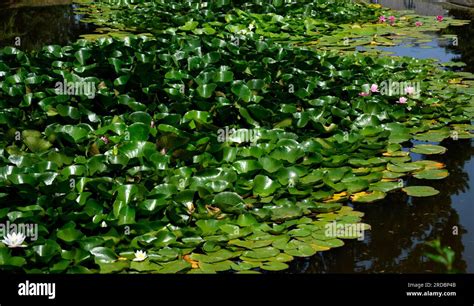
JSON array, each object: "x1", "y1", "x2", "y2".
[
  {"x1": 248, "y1": 23, "x2": 255, "y2": 31},
  {"x1": 2, "y1": 232, "x2": 27, "y2": 248},
  {"x1": 133, "y1": 250, "x2": 147, "y2": 262}
]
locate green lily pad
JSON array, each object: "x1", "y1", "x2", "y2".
[
  {"x1": 413, "y1": 169, "x2": 449, "y2": 180},
  {"x1": 411, "y1": 144, "x2": 447, "y2": 155},
  {"x1": 350, "y1": 191, "x2": 386, "y2": 203},
  {"x1": 242, "y1": 247, "x2": 280, "y2": 259},
  {"x1": 260, "y1": 261, "x2": 289, "y2": 271},
  {"x1": 402, "y1": 186, "x2": 440, "y2": 197}
]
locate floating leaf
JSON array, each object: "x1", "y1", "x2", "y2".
[
  {"x1": 350, "y1": 191, "x2": 386, "y2": 203},
  {"x1": 413, "y1": 169, "x2": 449, "y2": 180},
  {"x1": 411, "y1": 144, "x2": 447, "y2": 155},
  {"x1": 402, "y1": 186, "x2": 440, "y2": 197}
]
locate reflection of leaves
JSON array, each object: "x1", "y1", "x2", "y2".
[{"x1": 424, "y1": 239, "x2": 456, "y2": 273}]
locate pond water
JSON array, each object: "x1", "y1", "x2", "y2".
[
  {"x1": 0, "y1": 0, "x2": 95, "y2": 50},
  {"x1": 0, "y1": 0, "x2": 472, "y2": 273}
]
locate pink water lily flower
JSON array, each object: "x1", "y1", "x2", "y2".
[
  {"x1": 415, "y1": 21, "x2": 423, "y2": 27},
  {"x1": 359, "y1": 92, "x2": 370, "y2": 97},
  {"x1": 437, "y1": 15, "x2": 444, "y2": 22},
  {"x1": 388, "y1": 16, "x2": 396, "y2": 23},
  {"x1": 370, "y1": 84, "x2": 379, "y2": 93},
  {"x1": 100, "y1": 136, "x2": 109, "y2": 144},
  {"x1": 405, "y1": 86, "x2": 415, "y2": 95},
  {"x1": 398, "y1": 97, "x2": 408, "y2": 104},
  {"x1": 379, "y1": 15, "x2": 386, "y2": 23}
]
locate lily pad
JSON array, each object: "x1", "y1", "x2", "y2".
[
  {"x1": 402, "y1": 186, "x2": 440, "y2": 197},
  {"x1": 411, "y1": 144, "x2": 447, "y2": 155},
  {"x1": 350, "y1": 191, "x2": 386, "y2": 203},
  {"x1": 413, "y1": 169, "x2": 449, "y2": 180}
]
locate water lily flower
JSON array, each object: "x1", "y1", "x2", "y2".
[
  {"x1": 359, "y1": 92, "x2": 370, "y2": 97},
  {"x1": 415, "y1": 21, "x2": 423, "y2": 27},
  {"x1": 150, "y1": 120, "x2": 155, "y2": 128},
  {"x1": 133, "y1": 250, "x2": 147, "y2": 262},
  {"x1": 437, "y1": 15, "x2": 444, "y2": 22},
  {"x1": 248, "y1": 23, "x2": 255, "y2": 31},
  {"x1": 405, "y1": 86, "x2": 416, "y2": 95},
  {"x1": 100, "y1": 136, "x2": 109, "y2": 144},
  {"x1": 388, "y1": 16, "x2": 396, "y2": 23},
  {"x1": 379, "y1": 15, "x2": 386, "y2": 23},
  {"x1": 2, "y1": 232, "x2": 27, "y2": 248},
  {"x1": 370, "y1": 84, "x2": 379, "y2": 93},
  {"x1": 398, "y1": 97, "x2": 408, "y2": 104}
]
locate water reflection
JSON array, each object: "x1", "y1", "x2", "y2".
[
  {"x1": 370, "y1": 0, "x2": 447, "y2": 15},
  {"x1": 0, "y1": 2, "x2": 95, "y2": 51},
  {"x1": 442, "y1": 8, "x2": 474, "y2": 71}
]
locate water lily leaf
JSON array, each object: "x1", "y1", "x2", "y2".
[
  {"x1": 270, "y1": 206, "x2": 303, "y2": 221},
  {"x1": 402, "y1": 186, "x2": 440, "y2": 197},
  {"x1": 233, "y1": 160, "x2": 262, "y2": 174},
  {"x1": 236, "y1": 214, "x2": 258, "y2": 227},
  {"x1": 53, "y1": 125, "x2": 90, "y2": 143},
  {"x1": 197, "y1": 83, "x2": 217, "y2": 98},
  {"x1": 253, "y1": 175, "x2": 281, "y2": 197},
  {"x1": 213, "y1": 70, "x2": 234, "y2": 83},
  {"x1": 127, "y1": 122, "x2": 150, "y2": 141},
  {"x1": 314, "y1": 238, "x2": 345, "y2": 248},
  {"x1": 413, "y1": 169, "x2": 449, "y2": 180},
  {"x1": 411, "y1": 144, "x2": 447, "y2": 155},
  {"x1": 130, "y1": 260, "x2": 162, "y2": 272},
  {"x1": 260, "y1": 261, "x2": 289, "y2": 271},
  {"x1": 283, "y1": 240, "x2": 316, "y2": 257},
  {"x1": 57, "y1": 227, "x2": 84, "y2": 242},
  {"x1": 242, "y1": 247, "x2": 280, "y2": 259},
  {"x1": 23, "y1": 136, "x2": 52, "y2": 153},
  {"x1": 213, "y1": 192, "x2": 246, "y2": 214},
  {"x1": 288, "y1": 228, "x2": 311, "y2": 237},
  {"x1": 118, "y1": 205, "x2": 136, "y2": 225},
  {"x1": 387, "y1": 163, "x2": 423, "y2": 173},
  {"x1": 75, "y1": 49, "x2": 91, "y2": 65},
  {"x1": 99, "y1": 261, "x2": 129, "y2": 273},
  {"x1": 115, "y1": 184, "x2": 140, "y2": 205},
  {"x1": 231, "y1": 82, "x2": 252, "y2": 102},
  {"x1": 196, "y1": 219, "x2": 222, "y2": 236},
  {"x1": 350, "y1": 191, "x2": 386, "y2": 203},
  {"x1": 156, "y1": 260, "x2": 191, "y2": 274},
  {"x1": 412, "y1": 160, "x2": 445, "y2": 170},
  {"x1": 370, "y1": 181, "x2": 402, "y2": 192},
  {"x1": 191, "y1": 249, "x2": 236, "y2": 263},
  {"x1": 414, "y1": 130, "x2": 450, "y2": 142},
  {"x1": 90, "y1": 247, "x2": 117, "y2": 263},
  {"x1": 33, "y1": 240, "x2": 61, "y2": 259},
  {"x1": 119, "y1": 141, "x2": 155, "y2": 159},
  {"x1": 228, "y1": 239, "x2": 273, "y2": 249}
]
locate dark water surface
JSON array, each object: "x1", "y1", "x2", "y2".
[
  {"x1": 0, "y1": 0, "x2": 95, "y2": 50},
  {"x1": 0, "y1": 0, "x2": 472, "y2": 273}
]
